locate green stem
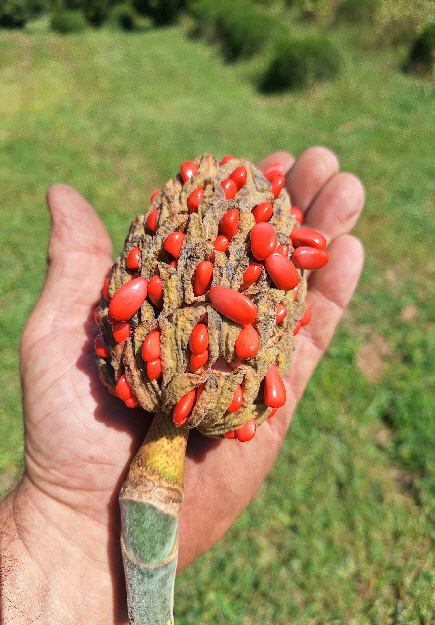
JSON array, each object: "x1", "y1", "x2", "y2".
[{"x1": 120, "y1": 412, "x2": 189, "y2": 625}]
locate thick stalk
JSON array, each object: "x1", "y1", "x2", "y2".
[{"x1": 120, "y1": 411, "x2": 189, "y2": 625}]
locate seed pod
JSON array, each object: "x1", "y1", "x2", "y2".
[
  {"x1": 96, "y1": 154, "x2": 329, "y2": 440},
  {"x1": 96, "y1": 154, "x2": 333, "y2": 625}
]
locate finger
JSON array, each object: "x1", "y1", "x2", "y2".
[
  {"x1": 286, "y1": 146, "x2": 339, "y2": 212},
  {"x1": 257, "y1": 151, "x2": 295, "y2": 175},
  {"x1": 303, "y1": 172, "x2": 365, "y2": 244},
  {"x1": 284, "y1": 234, "x2": 364, "y2": 415},
  {"x1": 25, "y1": 185, "x2": 113, "y2": 339}
]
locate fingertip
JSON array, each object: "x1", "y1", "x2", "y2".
[
  {"x1": 303, "y1": 171, "x2": 366, "y2": 241},
  {"x1": 46, "y1": 184, "x2": 113, "y2": 260},
  {"x1": 286, "y1": 146, "x2": 340, "y2": 210},
  {"x1": 308, "y1": 234, "x2": 365, "y2": 312}
]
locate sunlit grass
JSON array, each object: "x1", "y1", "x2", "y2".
[{"x1": 0, "y1": 23, "x2": 434, "y2": 623}]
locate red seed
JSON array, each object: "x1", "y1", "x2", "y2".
[
  {"x1": 95, "y1": 334, "x2": 110, "y2": 358},
  {"x1": 208, "y1": 287, "x2": 257, "y2": 325},
  {"x1": 240, "y1": 262, "x2": 262, "y2": 290},
  {"x1": 107, "y1": 312, "x2": 118, "y2": 324},
  {"x1": 190, "y1": 350, "x2": 209, "y2": 371},
  {"x1": 227, "y1": 385, "x2": 243, "y2": 412},
  {"x1": 180, "y1": 160, "x2": 198, "y2": 182},
  {"x1": 290, "y1": 227, "x2": 326, "y2": 250},
  {"x1": 219, "y1": 208, "x2": 239, "y2": 240},
  {"x1": 103, "y1": 278, "x2": 110, "y2": 300},
  {"x1": 116, "y1": 374, "x2": 135, "y2": 401},
  {"x1": 150, "y1": 190, "x2": 160, "y2": 202},
  {"x1": 236, "y1": 419, "x2": 256, "y2": 442},
  {"x1": 169, "y1": 260, "x2": 177, "y2": 268},
  {"x1": 196, "y1": 382, "x2": 206, "y2": 401},
  {"x1": 142, "y1": 330, "x2": 161, "y2": 362},
  {"x1": 250, "y1": 222, "x2": 277, "y2": 260},
  {"x1": 268, "y1": 408, "x2": 278, "y2": 419},
  {"x1": 93, "y1": 307, "x2": 100, "y2": 324},
  {"x1": 293, "y1": 320, "x2": 302, "y2": 335},
  {"x1": 164, "y1": 231, "x2": 186, "y2": 259},
  {"x1": 220, "y1": 155, "x2": 235, "y2": 165},
  {"x1": 148, "y1": 275, "x2": 164, "y2": 309},
  {"x1": 187, "y1": 188, "x2": 204, "y2": 213},
  {"x1": 276, "y1": 303, "x2": 287, "y2": 323},
  {"x1": 264, "y1": 363, "x2": 286, "y2": 408},
  {"x1": 224, "y1": 430, "x2": 237, "y2": 439},
  {"x1": 290, "y1": 206, "x2": 303, "y2": 224},
  {"x1": 263, "y1": 162, "x2": 285, "y2": 179},
  {"x1": 189, "y1": 323, "x2": 209, "y2": 354},
  {"x1": 293, "y1": 285, "x2": 299, "y2": 300},
  {"x1": 112, "y1": 321, "x2": 130, "y2": 343},
  {"x1": 277, "y1": 244, "x2": 289, "y2": 256},
  {"x1": 173, "y1": 389, "x2": 196, "y2": 426},
  {"x1": 265, "y1": 253, "x2": 299, "y2": 290},
  {"x1": 109, "y1": 277, "x2": 148, "y2": 321},
  {"x1": 193, "y1": 260, "x2": 214, "y2": 296},
  {"x1": 125, "y1": 397, "x2": 139, "y2": 408},
  {"x1": 213, "y1": 235, "x2": 229, "y2": 252},
  {"x1": 300, "y1": 305, "x2": 312, "y2": 326},
  {"x1": 269, "y1": 173, "x2": 285, "y2": 198},
  {"x1": 251, "y1": 201, "x2": 273, "y2": 223},
  {"x1": 293, "y1": 247, "x2": 329, "y2": 270},
  {"x1": 127, "y1": 247, "x2": 141, "y2": 270},
  {"x1": 235, "y1": 325, "x2": 260, "y2": 359},
  {"x1": 147, "y1": 358, "x2": 162, "y2": 380},
  {"x1": 230, "y1": 166, "x2": 247, "y2": 189},
  {"x1": 221, "y1": 178, "x2": 238, "y2": 199},
  {"x1": 147, "y1": 209, "x2": 158, "y2": 231}
]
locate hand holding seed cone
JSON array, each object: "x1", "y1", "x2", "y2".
[
  {"x1": 94, "y1": 152, "x2": 364, "y2": 624},
  {"x1": 9, "y1": 148, "x2": 364, "y2": 625}
]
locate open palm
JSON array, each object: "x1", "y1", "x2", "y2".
[{"x1": 5, "y1": 147, "x2": 364, "y2": 625}]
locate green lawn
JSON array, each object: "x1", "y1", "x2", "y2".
[{"x1": 1, "y1": 21, "x2": 434, "y2": 623}]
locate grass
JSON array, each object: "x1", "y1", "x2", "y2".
[{"x1": 1, "y1": 18, "x2": 435, "y2": 623}]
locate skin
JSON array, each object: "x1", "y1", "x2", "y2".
[{"x1": 0, "y1": 147, "x2": 365, "y2": 625}]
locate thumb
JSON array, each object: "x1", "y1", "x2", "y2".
[{"x1": 25, "y1": 184, "x2": 113, "y2": 340}]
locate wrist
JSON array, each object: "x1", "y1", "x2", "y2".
[{"x1": 1, "y1": 476, "x2": 127, "y2": 624}]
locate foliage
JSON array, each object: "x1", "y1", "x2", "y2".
[
  {"x1": 261, "y1": 35, "x2": 340, "y2": 91},
  {"x1": 405, "y1": 22, "x2": 435, "y2": 74},
  {"x1": 373, "y1": 0, "x2": 435, "y2": 47},
  {"x1": 335, "y1": 0, "x2": 377, "y2": 24},
  {"x1": 82, "y1": 0, "x2": 109, "y2": 27},
  {"x1": 50, "y1": 9, "x2": 87, "y2": 32},
  {"x1": 0, "y1": 0, "x2": 47, "y2": 28},
  {"x1": 190, "y1": 0, "x2": 285, "y2": 61},
  {"x1": 132, "y1": 0, "x2": 185, "y2": 26},
  {"x1": 108, "y1": 2, "x2": 138, "y2": 30}
]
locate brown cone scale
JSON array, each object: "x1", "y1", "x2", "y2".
[{"x1": 96, "y1": 154, "x2": 311, "y2": 437}]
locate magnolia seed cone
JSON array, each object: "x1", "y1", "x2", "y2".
[{"x1": 96, "y1": 154, "x2": 309, "y2": 439}]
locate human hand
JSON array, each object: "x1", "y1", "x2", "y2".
[{"x1": 0, "y1": 147, "x2": 364, "y2": 625}]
